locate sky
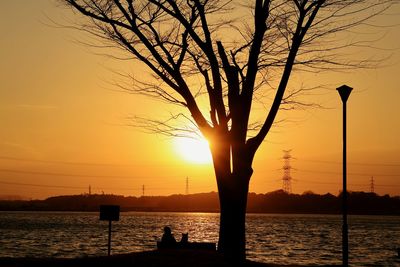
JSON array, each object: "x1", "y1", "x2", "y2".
[{"x1": 0, "y1": 0, "x2": 400, "y2": 200}]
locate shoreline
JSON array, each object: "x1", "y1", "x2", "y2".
[{"x1": 1, "y1": 210, "x2": 399, "y2": 217}]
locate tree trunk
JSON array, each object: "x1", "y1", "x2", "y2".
[
  {"x1": 217, "y1": 174, "x2": 250, "y2": 262},
  {"x1": 209, "y1": 134, "x2": 253, "y2": 263}
]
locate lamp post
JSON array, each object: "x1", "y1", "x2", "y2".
[{"x1": 337, "y1": 85, "x2": 352, "y2": 267}]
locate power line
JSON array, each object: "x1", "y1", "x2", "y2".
[
  {"x1": 0, "y1": 156, "x2": 130, "y2": 167},
  {"x1": 0, "y1": 168, "x2": 212, "y2": 181},
  {"x1": 0, "y1": 168, "x2": 139, "y2": 179},
  {"x1": 294, "y1": 179, "x2": 400, "y2": 188},
  {"x1": 0, "y1": 168, "x2": 196, "y2": 180},
  {"x1": 374, "y1": 184, "x2": 400, "y2": 188},
  {"x1": 0, "y1": 180, "x2": 85, "y2": 190},
  {"x1": 299, "y1": 179, "x2": 366, "y2": 186},
  {"x1": 0, "y1": 180, "x2": 160, "y2": 192},
  {"x1": 298, "y1": 159, "x2": 400, "y2": 167},
  {"x1": 262, "y1": 168, "x2": 400, "y2": 178},
  {"x1": 297, "y1": 169, "x2": 400, "y2": 177},
  {"x1": 2, "y1": 155, "x2": 400, "y2": 168}
]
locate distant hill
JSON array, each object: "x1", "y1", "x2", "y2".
[{"x1": 0, "y1": 190, "x2": 399, "y2": 215}]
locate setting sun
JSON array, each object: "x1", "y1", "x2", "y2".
[{"x1": 174, "y1": 137, "x2": 212, "y2": 164}]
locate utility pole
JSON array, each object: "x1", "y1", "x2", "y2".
[
  {"x1": 142, "y1": 184, "x2": 145, "y2": 197},
  {"x1": 186, "y1": 177, "x2": 189, "y2": 195},
  {"x1": 89, "y1": 185, "x2": 91, "y2": 195},
  {"x1": 282, "y1": 150, "x2": 293, "y2": 194},
  {"x1": 370, "y1": 176, "x2": 375, "y2": 193}
]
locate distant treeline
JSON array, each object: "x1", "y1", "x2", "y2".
[{"x1": 0, "y1": 190, "x2": 399, "y2": 215}]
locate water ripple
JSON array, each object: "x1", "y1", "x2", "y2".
[{"x1": 0, "y1": 212, "x2": 399, "y2": 266}]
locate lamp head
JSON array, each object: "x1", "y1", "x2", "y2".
[{"x1": 337, "y1": 85, "x2": 353, "y2": 103}]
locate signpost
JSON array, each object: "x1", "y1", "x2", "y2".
[{"x1": 99, "y1": 205, "x2": 120, "y2": 256}]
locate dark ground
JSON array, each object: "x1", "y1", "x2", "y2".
[{"x1": 0, "y1": 249, "x2": 339, "y2": 267}]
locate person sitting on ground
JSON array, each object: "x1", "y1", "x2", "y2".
[
  {"x1": 180, "y1": 233, "x2": 189, "y2": 248},
  {"x1": 180, "y1": 233, "x2": 188, "y2": 243},
  {"x1": 160, "y1": 226, "x2": 176, "y2": 248}
]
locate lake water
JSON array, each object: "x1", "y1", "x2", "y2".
[{"x1": 0, "y1": 212, "x2": 399, "y2": 266}]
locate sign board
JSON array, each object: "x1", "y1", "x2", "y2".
[{"x1": 99, "y1": 205, "x2": 120, "y2": 221}]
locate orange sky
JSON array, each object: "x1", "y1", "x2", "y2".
[{"x1": 1, "y1": 1, "x2": 400, "y2": 199}]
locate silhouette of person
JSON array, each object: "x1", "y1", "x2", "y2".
[
  {"x1": 180, "y1": 233, "x2": 188, "y2": 243},
  {"x1": 161, "y1": 226, "x2": 176, "y2": 247},
  {"x1": 180, "y1": 233, "x2": 189, "y2": 248}
]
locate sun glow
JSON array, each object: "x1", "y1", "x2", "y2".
[{"x1": 174, "y1": 137, "x2": 213, "y2": 164}]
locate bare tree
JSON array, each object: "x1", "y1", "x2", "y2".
[{"x1": 62, "y1": 0, "x2": 396, "y2": 261}]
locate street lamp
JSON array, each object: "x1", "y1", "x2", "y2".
[{"x1": 337, "y1": 84, "x2": 352, "y2": 267}]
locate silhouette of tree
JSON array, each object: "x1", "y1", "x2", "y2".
[{"x1": 62, "y1": 0, "x2": 396, "y2": 261}]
